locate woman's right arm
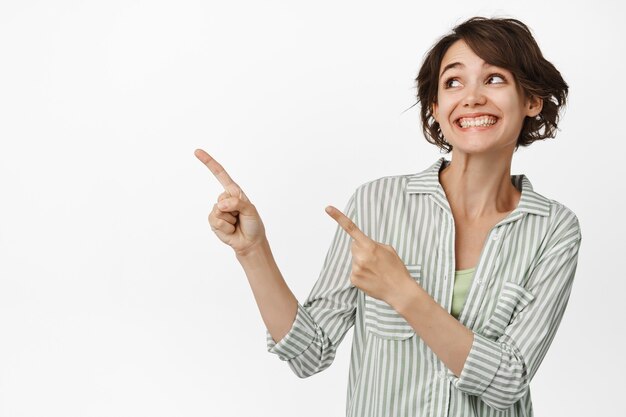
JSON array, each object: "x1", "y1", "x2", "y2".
[
  {"x1": 195, "y1": 148, "x2": 298, "y2": 343},
  {"x1": 195, "y1": 149, "x2": 358, "y2": 377}
]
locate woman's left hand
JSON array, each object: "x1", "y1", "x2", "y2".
[{"x1": 325, "y1": 205, "x2": 418, "y2": 308}]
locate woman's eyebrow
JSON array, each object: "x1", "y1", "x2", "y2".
[
  {"x1": 440, "y1": 62, "x2": 464, "y2": 78},
  {"x1": 439, "y1": 61, "x2": 498, "y2": 78}
]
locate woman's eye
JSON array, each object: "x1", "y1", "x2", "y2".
[
  {"x1": 488, "y1": 74, "x2": 506, "y2": 84},
  {"x1": 444, "y1": 78, "x2": 461, "y2": 88}
]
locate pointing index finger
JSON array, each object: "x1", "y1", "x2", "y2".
[
  {"x1": 325, "y1": 205, "x2": 368, "y2": 242},
  {"x1": 195, "y1": 149, "x2": 242, "y2": 197}
]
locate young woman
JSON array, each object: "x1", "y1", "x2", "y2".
[{"x1": 195, "y1": 16, "x2": 581, "y2": 417}]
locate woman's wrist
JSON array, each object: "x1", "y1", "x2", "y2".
[
  {"x1": 388, "y1": 277, "x2": 425, "y2": 316},
  {"x1": 235, "y1": 237, "x2": 270, "y2": 261}
]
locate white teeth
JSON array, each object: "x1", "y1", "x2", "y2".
[{"x1": 458, "y1": 116, "x2": 497, "y2": 128}]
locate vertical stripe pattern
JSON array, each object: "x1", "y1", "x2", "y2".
[{"x1": 266, "y1": 157, "x2": 582, "y2": 417}]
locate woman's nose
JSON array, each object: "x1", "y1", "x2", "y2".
[{"x1": 461, "y1": 83, "x2": 487, "y2": 107}]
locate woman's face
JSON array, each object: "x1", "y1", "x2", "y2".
[{"x1": 432, "y1": 39, "x2": 542, "y2": 155}]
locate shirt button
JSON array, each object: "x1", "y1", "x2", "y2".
[
  {"x1": 492, "y1": 233, "x2": 499, "y2": 240},
  {"x1": 477, "y1": 279, "x2": 483, "y2": 285}
]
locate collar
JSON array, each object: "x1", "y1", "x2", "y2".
[{"x1": 405, "y1": 157, "x2": 551, "y2": 218}]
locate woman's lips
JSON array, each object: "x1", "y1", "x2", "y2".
[{"x1": 455, "y1": 117, "x2": 499, "y2": 130}]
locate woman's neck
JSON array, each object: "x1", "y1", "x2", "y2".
[{"x1": 438, "y1": 155, "x2": 521, "y2": 221}]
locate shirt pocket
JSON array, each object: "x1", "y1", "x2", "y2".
[
  {"x1": 363, "y1": 264, "x2": 421, "y2": 340},
  {"x1": 478, "y1": 281, "x2": 536, "y2": 340}
]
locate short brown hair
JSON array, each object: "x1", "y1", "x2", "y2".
[{"x1": 415, "y1": 16, "x2": 568, "y2": 153}]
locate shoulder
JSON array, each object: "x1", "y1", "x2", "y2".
[
  {"x1": 545, "y1": 197, "x2": 582, "y2": 241},
  {"x1": 526, "y1": 183, "x2": 582, "y2": 244},
  {"x1": 351, "y1": 173, "x2": 415, "y2": 201},
  {"x1": 511, "y1": 173, "x2": 582, "y2": 242}
]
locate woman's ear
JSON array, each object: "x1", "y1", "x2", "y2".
[
  {"x1": 525, "y1": 95, "x2": 543, "y2": 118},
  {"x1": 432, "y1": 102, "x2": 439, "y2": 122}
]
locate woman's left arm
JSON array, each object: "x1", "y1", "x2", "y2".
[
  {"x1": 394, "y1": 215, "x2": 582, "y2": 411},
  {"x1": 326, "y1": 203, "x2": 582, "y2": 411}
]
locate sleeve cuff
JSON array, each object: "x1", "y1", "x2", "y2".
[
  {"x1": 266, "y1": 303, "x2": 318, "y2": 361},
  {"x1": 447, "y1": 332, "x2": 503, "y2": 396}
]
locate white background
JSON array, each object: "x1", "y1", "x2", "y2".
[{"x1": 0, "y1": 1, "x2": 624, "y2": 416}]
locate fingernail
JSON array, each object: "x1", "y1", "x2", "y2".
[{"x1": 218, "y1": 201, "x2": 227, "y2": 209}]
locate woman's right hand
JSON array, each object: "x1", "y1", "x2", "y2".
[{"x1": 194, "y1": 148, "x2": 267, "y2": 257}]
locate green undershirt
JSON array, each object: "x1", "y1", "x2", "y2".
[{"x1": 451, "y1": 267, "x2": 476, "y2": 319}]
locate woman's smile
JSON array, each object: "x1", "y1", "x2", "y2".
[{"x1": 454, "y1": 114, "x2": 499, "y2": 130}]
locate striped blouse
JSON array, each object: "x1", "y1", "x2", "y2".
[{"x1": 266, "y1": 157, "x2": 582, "y2": 417}]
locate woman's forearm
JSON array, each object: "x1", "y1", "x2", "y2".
[
  {"x1": 392, "y1": 280, "x2": 474, "y2": 377},
  {"x1": 235, "y1": 238, "x2": 298, "y2": 344}
]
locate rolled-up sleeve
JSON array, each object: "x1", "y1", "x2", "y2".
[
  {"x1": 265, "y1": 189, "x2": 359, "y2": 378},
  {"x1": 447, "y1": 212, "x2": 582, "y2": 411},
  {"x1": 266, "y1": 303, "x2": 318, "y2": 360}
]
